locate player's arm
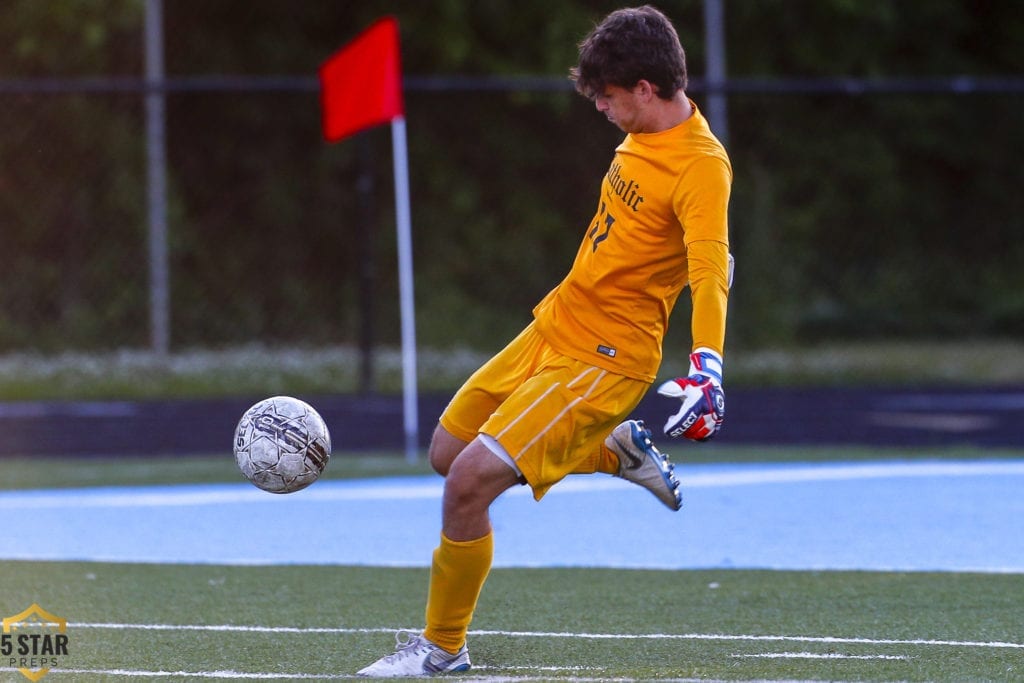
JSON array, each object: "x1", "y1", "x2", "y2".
[
  {"x1": 660, "y1": 156, "x2": 732, "y2": 441},
  {"x1": 687, "y1": 239, "x2": 730, "y2": 357}
]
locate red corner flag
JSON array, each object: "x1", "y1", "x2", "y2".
[{"x1": 319, "y1": 16, "x2": 404, "y2": 142}]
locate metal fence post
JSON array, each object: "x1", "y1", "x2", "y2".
[
  {"x1": 703, "y1": 0, "x2": 729, "y2": 147},
  {"x1": 145, "y1": 0, "x2": 170, "y2": 355}
]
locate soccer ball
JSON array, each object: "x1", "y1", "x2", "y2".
[{"x1": 233, "y1": 396, "x2": 331, "y2": 494}]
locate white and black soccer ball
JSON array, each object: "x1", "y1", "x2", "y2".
[{"x1": 233, "y1": 396, "x2": 331, "y2": 494}]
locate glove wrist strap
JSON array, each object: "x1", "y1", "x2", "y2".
[{"x1": 689, "y1": 347, "x2": 724, "y2": 386}]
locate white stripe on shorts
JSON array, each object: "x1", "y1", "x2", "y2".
[{"x1": 507, "y1": 367, "x2": 607, "y2": 462}]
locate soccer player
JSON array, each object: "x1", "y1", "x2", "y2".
[{"x1": 357, "y1": 5, "x2": 731, "y2": 676}]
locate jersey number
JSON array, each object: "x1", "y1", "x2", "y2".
[{"x1": 588, "y1": 202, "x2": 616, "y2": 252}]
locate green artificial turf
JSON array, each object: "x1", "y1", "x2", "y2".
[{"x1": 1, "y1": 562, "x2": 1020, "y2": 681}]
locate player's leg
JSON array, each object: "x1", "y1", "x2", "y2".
[
  {"x1": 427, "y1": 424, "x2": 467, "y2": 477},
  {"x1": 566, "y1": 415, "x2": 682, "y2": 511},
  {"x1": 603, "y1": 419, "x2": 682, "y2": 511},
  {"x1": 357, "y1": 329, "x2": 538, "y2": 677},
  {"x1": 571, "y1": 437, "x2": 624, "y2": 475},
  {"x1": 356, "y1": 441, "x2": 517, "y2": 677},
  {"x1": 440, "y1": 438, "x2": 521, "y2": 540},
  {"x1": 422, "y1": 440, "x2": 519, "y2": 649}
]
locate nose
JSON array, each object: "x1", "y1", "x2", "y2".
[{"x1": 594, "y1": 97, "x2": 608, "y2": 112}]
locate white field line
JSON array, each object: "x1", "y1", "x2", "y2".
[
  {"x1": 733, "y1": 652, "x2": 911, "y2": 660},
  {"x1": 4, "y1": 460, "x2": 1024, "y2": 510},
  {"x1": 71, "y1": 622, "x2": 1024, "y2": 650},
  {"x1": 0, "y1": 669, "x2": 352, "y2": 680},
  {"x1": 0, "y1": 670, "x2": 637, "y2": 683}
]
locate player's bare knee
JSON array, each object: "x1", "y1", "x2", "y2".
[
  {"x1": 427, "y1": 425, "x2": 467, "y2": 476},
  {"x1": 423, "y1": 440, "x2": 456, "y2": 479},
  {"x1": 428, "y1": 447, "x2": 453, "y2": 476},
  {"x1": 442, "y1": 461, "x2": 482, "y2": 507},
  {"x1": 444, "y1": 444, "x2": 519, "y2": 513}
]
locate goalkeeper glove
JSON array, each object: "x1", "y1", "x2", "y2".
[{"x1": 657, "y1": 348, "x2": 726, "y2": 441}]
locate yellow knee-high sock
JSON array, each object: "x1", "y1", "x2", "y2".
[
  {"x1": 570, "y1": 443, "x2": 620, "y2": 475},
  {"x1": 423, "y1": 531, "x2": 493, "y2": 653}
]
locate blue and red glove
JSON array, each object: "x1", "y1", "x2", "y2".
[{"x1": 657, "y1": 348, "x2": 726, "y2": 441}]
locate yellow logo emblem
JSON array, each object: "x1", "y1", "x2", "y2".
[{"x1": 2, "y1": 604, "x2": 68, "y2": 682}]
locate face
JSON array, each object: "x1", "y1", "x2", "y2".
[{"x1": 593, "y1": 83, "x2": 647, "y2": 133}]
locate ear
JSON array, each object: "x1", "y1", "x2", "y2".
[{"x1": 633, "y1": 79, "x2": 657, "y2": 101}]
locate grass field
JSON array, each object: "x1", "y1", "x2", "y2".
[
  {"x1": 2, "y1": 448, "x2": 1023, "y2": 681},
  {"x1": 2, "y1": 562, "x2": 1021, "y2": 681}
]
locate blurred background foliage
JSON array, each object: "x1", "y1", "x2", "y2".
[{"x1": 1, "y1": 0, "x2": 1022, "y2": 366}]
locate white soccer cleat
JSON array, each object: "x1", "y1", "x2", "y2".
[
  {"x1": 606, "y1": 419, "x2": 682, "y2": 511},
  {"x1": 356, "y1": 631, "x2": 470, "y2": 677}
]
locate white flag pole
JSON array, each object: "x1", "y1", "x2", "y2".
[{"x1": 390, "y1": 116, "x2": 419, "y2": 462}]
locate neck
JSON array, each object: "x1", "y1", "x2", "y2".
[{"x1": 638, "y1": 92, "x2": 693, "y2": 133}]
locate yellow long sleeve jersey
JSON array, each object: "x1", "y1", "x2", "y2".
[{"x1": 533, "y1": 101, "x2": 732, "y2": 383}]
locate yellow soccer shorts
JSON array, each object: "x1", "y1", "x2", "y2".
[{"x1": 439, "y1": 321, "x2": 650, "y2": 500}]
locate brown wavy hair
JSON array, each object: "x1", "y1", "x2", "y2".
[{"x1": 570, "y1": 5, "x2": 688, "y2": 101}]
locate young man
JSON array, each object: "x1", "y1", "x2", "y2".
[{"x1": 357, "y1": 5, "x2": 731, "y2": 676}]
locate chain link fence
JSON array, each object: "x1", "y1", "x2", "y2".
[{"x1": 3, "y1": 77, "x2": 1023, "y2": 365}]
